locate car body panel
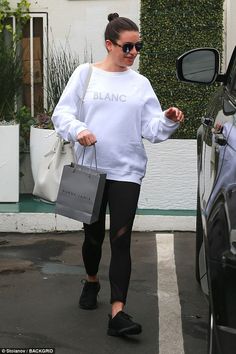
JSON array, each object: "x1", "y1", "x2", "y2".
[{"x1": 176, "y1": 47, "x2": 236, "y2": 353}]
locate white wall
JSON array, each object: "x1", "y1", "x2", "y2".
[{"x1": 139, "y1": 140, "x2": 197, "y2": 210}]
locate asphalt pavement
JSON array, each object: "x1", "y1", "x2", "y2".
[{"x1": 0, "y1": 231, "x2": 208, "y2": 354}]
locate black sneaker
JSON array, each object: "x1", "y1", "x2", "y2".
[
  {"x1": 107, "y1": 311, "x2": 142, "y2": 336},
  {"x1": 79, "y1": 280, "x2": 100, "y2": 310}
]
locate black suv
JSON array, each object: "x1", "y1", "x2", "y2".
[{"x1": 176, "y1": 47, "x2": 236, "y2": 354}]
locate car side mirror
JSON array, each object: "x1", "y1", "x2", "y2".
[{"x1": 176, "y1": 48, "x2": 220, "y2": 84}]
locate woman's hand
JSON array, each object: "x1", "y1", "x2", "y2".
[
  {"x1": 165, "y1": 107, "x2": 184, "y2": 123},
  {"x1": 77, "y1": 129, "x2": 97, "y2": 146}
]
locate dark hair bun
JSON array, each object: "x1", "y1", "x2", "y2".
[{"x1": 108, "y1": 13, "x2": 119, "y2": 22}]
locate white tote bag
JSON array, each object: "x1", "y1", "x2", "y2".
[{"x1": 33, "y1": 138, "x2": 75, "y2": 202}]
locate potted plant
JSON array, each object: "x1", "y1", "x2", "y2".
[
  {"x1": 0, "y1": 0, "x2": 30, "y2": 202},
  {"x1": 0, "y1": 39, "x2": 22, "y2": 201},
  {"x1": 46, "y1": 43, "x2": 81, "y2": 111}
]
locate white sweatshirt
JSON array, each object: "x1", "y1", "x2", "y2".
[{"x1": 52, "y1": 63, "x2": 179, "y2": 184}]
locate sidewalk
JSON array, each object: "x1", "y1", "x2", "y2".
[{"x1": 0, "y1": 195, "x2": 196, "y2": 233}]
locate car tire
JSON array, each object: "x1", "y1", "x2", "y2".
[{"x1": 196, "y1": 188, "x2": 203, "y2": 283}]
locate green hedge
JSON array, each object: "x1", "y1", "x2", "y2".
[{"x1": 139, "y1": 0, "x2": 224, "y2": 138}]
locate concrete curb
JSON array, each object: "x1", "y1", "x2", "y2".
[{"x1": 0, "y1": 213, "x2": 196, "y2": 233}]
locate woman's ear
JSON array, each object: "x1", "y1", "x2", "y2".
[{"x1": 105, "y1": 39, "x2": 113, "y2": 53}]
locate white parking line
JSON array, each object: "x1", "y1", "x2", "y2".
[{"x1": 156, "y1": 233, "x2": 185, "y2": 354}]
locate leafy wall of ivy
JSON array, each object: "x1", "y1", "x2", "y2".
[{"x1": 139, "y1": 0, "x2": 224, "y2": 138}]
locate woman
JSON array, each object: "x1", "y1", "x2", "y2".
[{"x1": 52, "y1": 13, "x2": 184, "y2": 337}]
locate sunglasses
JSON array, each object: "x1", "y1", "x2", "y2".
[{"x1": 115, "y1": 41, "x2": 143, "y2": 53}]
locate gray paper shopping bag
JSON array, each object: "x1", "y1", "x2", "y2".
[{"x1": 55, "y1": 163, "x2": 106, "y2": 224}]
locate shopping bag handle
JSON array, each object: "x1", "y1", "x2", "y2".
[
  {"x1": 81, "y1": 145, "x2": 97, "y2": 170},
  {"x1": 72, "y1": 144, "x2": 97, "y2": 171}
]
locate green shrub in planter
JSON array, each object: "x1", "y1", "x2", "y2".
[
  {"x1": 0, "y1": 0, "x2": 30, "y2": 123},
  {"x1": 46, "y1": 44, "x2": 81, "y2": 112},
  {"x1": 0, "y1": 39, "x2": 22, "y2": 122}
]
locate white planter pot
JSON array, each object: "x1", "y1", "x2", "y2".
[
  {"x1": 0, "y1": 124, "x2": 19, "y2": 202},
  {"x1": 30, "y1": 126, "x2": 57, "y2": 182}
]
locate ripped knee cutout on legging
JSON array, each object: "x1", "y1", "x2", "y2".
[{"x1": 112, "y1": 225, "x2": 128, "y2": 242}]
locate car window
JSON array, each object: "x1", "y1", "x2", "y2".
[
  {"x1": 232, "y1": 74, "x2": 236, "y2": 98},
  {"x1": 226, "y1": 48, "x2": 236, "y2": 98}
]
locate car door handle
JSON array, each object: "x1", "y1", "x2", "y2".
[
  {"x1": 201, "y1": 117, "x2": 214, "y2": 127},
  {"x1": 214, "y1": 133, "x2": 227, "y2": 146},
  {"x1": 222, "y1": 250, "x2": 236, "y2": 266}
]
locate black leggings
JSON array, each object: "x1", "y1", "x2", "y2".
[{"x1": 82, "y1": 180, "x2": 140, "y2": 304}]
